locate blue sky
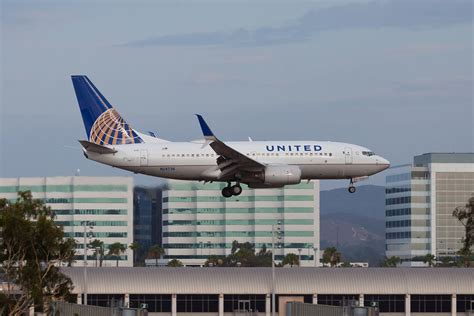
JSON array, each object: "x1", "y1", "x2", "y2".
[{"x1": 1, "y1": 0, "x2": 472, "y2": 189}]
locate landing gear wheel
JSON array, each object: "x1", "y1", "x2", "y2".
[
  {"x1": 231, "y1": 184, "x2": 242, "y2": 196},
  {"x1": 222, "y1": 186, "x2": 233, "y2": 198},
  {"x1": 348, "y1": 186, "x2": 356, "y2": 194}
]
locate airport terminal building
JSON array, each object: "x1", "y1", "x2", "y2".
[
  {"x1": 162, "y1": 180, "x2": 320, "y2": 266},
  {"x1": 64, "y1": 267, "x2": 474, "y2": 316},
  {"x1": 0, "y1": 176, "x2": 134, "y2": 267}
]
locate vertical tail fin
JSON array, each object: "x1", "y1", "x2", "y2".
[{"x1": 71, "y1": 75, "x2": 143, "y2": 145}]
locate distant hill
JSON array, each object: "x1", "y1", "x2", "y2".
[
  {"x1": 320, "y1": 185, "x2": 386, "y2": 266},
  {"x1": 321, "y1": 185, "x2": 385, "y2": 220}
]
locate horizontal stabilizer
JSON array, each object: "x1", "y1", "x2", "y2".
[{"x1": 79, "y1": 140, "x2": 117, "y2": 154}]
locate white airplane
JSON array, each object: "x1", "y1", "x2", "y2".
[{"x1": 72, "y1": 75, "x2": 390, "y2": 197}]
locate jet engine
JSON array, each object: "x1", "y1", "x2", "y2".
[{"x1": 247, "y1": 165, "x2": 301, "y2": 188}]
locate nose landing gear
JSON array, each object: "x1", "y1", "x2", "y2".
[
  {"x1": 222, "y1": 182, "x2": 243, "y2": 198},
  {"x1": 348, "y1": 178, "x2": 356, "y2": 193}
]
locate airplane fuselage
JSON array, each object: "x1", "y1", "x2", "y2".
[{"x1": 85, "y1": 140, "x2": 389, "y2": 182}]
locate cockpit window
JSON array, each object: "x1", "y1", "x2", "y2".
[{"x1": 362, "y1": 151, "x2": 375, "y2": 156}]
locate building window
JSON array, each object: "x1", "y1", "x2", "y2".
[
  {"x1": 129, "y1": 294, "x2": 171, "y2": 312},
  {"x1": 87, "y1": 294, "x2": 124, "y2": 307},
  {"x1": 386, "y1": 220, "x2": 411, "y2": 228},
  {"x1": 177, "y1": 294, "x2": 219, "y2": 312},
  {"x1": 224, "y1": 295, "x2": 266, "y2": 312},
  {"x1": 364, "y1": 295, "x2": 405, "y2": 312},
  {"x1": 411, "y1": 295, "x2": 451, "y2": 313},
  {"x1": 317, "y1": 295, "x2": 359, "y2": 306},
  {"x1": 457, "y1": 295, "x2": 474, "y2": 312},
  {"x1": 386, "y1": 208, "x2": 411, "y2": 217},
  {"x1": 385, "y1": 231, "x2": 411, "y2": 239}
]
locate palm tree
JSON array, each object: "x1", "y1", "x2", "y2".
[
  {"x1": 322, "y1": 247, "x2": 342, "y2": 267},
  {"x1": 167, "y1": 259, "x2": 184, "y2": 267},
  {"x1": 379, "y1": 256, "x2": 401, "y2": 267},
  {"x1": 89, "y1": 239, "x2": 104, "y2": 267},
  {"x1": 282, "y1": 253, "x2": 300, "y2": 267},
  {"x1": 422, "y1": 254, "x2": 436, "y2": 267},
  {"x1": 108, "y1": 242, "x2": 127, "y2": 267},
  {"x1": 129, "y1": 241, "x2": 141, "y2": 266},
  {"x1": 148, "y1": 244, "x2": 165, "y2": 267}
]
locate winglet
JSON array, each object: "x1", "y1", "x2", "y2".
[{"x1": 195, "y1": 114, "x2": 217, "y2": 141}]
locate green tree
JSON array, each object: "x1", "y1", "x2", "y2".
[
  {"x1": 437, "y1": 256, "x2": 455, "y2": 267},
  {"x1": 108, "y1": 242, "x2": 127, "y2": 267},
  {"x1": 225, "y1": 241, "x2": 256, "y2": 267},
  {"x1": 452, "y1": 197, "x2": 474, "y2": 267},
  {"x1": 167, "y1": 259, "x2": 184, "y2": 267},
  {"x1": 89, "y1": 239, "x2": 105, "y2": 267},
  {"x1": 282, "y1": 253, "x2": 299, "y2": 267},
  {"x1": 422, "y1": 254, "x2": 436, "y2": 267},
  {"x1": 254, "y1": 245, "x2": 272, "y2": 267},
  {"x1": 204, "y1": 255, "x2": 224, "y2": 267},
  {"x1": 129, "y1": 241, "x2": 141, "y2": 266},
  {"x1": 0, "y1": 192, "x2": 76, "y2": 314},
  {"x1": 148, "y1": 244, "x2": 165, "y2": 266},
  {"x1": 322, "y1": 247, "x2": 342, "y2": 267},
  {"x1": 379, "y1": 256, "x2": 401, "y2": 267}
]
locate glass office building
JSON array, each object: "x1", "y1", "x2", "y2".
[
  {"x1": 385, "y1": 153, "x2": 474, "y2": 266},
  {"x1": 0, "y1": 176, "x2": 134, "y2": 267},
  {"x1": 162, "y1": 180, "x2": 320, "y2": 266}
]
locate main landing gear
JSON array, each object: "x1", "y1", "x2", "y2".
[
  {"x1": 222, "y1": 182, "x2": 243, "y2": 198},
  {"x1": 348, "y1": 178, "x2": 356, "y2": 194}
]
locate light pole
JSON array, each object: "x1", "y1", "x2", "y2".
[
  {"x1": 271, "y1": 220, "x2": 282, "y2": 316},
  {"x1": 82, "y1": 221, "x2": 93, "y2": 305},
  {"x1": 314, "y1": 247, "x2": 319, "y2": 267}
]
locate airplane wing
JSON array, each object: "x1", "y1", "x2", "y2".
[{"x1": 196, "y1": 115, "x2": 265, "y2": 179}]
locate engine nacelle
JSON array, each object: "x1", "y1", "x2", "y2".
[{"x1": 262, "y1": 165, "x2": 301, "y2": 186}]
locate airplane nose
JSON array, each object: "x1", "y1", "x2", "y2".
[{"x1": 377, "y1": 156, "x2": 390, "y2": 171}]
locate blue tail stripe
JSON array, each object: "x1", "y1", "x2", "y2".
[
  {"x1": 72, "y1": 75, "x2": 112, "y2": 138},
  {"x1": 71, "y1": 75, "x2": 143, "y2": 144}
]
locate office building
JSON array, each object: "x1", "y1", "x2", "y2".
[
  {"x1": 385, "y1": 153, "x2": 474, "y2": 266},
  {"x1": 162, "y1": 180, "x2": 320, "y2": 266},
  {"x1": 0, "y1": 176, "x2": 134, "y2": 267},
  {"x1": 133, "y1": 186, "x2": 163, "y2": 260}
]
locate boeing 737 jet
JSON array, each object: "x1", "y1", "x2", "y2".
[{"x1": 72, "y1": 75, "x2": 390, "y2": 197}]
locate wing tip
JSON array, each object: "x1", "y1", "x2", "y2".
[{"x1": 195, "y1": 114, "x2": 215, "y2": 139}]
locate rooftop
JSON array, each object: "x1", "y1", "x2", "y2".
[
  {"x1": 414, "y1": 153, "x2": 474, "y2": 165},
  {"x1": 62, "y1": 267, "x2": 474, "y2": 295}
]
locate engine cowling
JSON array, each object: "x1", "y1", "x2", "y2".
[{"x1": 262, "y1": 165, "x2": 302, "y2": 186}]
